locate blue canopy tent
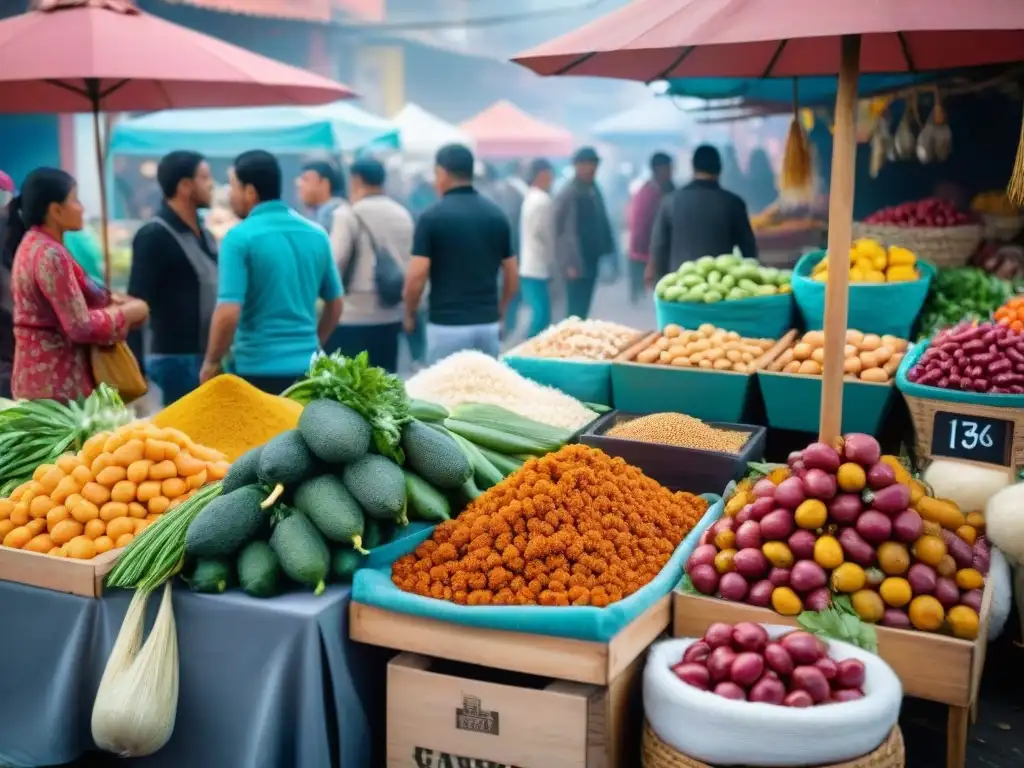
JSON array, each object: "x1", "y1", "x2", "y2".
[
  {"x1": 664, "y1": 74, "x2": 934, "y2": 104},
  {"x1": 591, "y1": 97, "x2": 696, "y2": 143},
  {"x1": 110, "y1": 101, "x2": 400, "y2": 157}
]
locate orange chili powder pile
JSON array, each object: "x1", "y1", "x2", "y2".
[{"x1": 392, "y1": 444, "x2": 709, "y2": 607}]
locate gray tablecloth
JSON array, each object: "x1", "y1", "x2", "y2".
[{"x1": 0, "y1": 581, "x2": 387, "y2": 768}]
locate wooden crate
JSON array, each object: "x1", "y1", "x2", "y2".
[
  {"x1": 0, "y1": 546, "x2": 121, "y2": 597},
  {"x1": 350, "y1": 595, "x2": 670, "y2": 687},
  {"x1": 353, "y1": 597, "x2": 670, "y2": 766},
  {"x1": 388, "y1": 653, "x2": 612, "y2": 768},
  {"x1": 673, "y1": 587, "x2": 993, "y2": 768}
]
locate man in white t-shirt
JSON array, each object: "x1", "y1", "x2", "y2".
[{"x1": 518, "y1": 159, "x2": 555, "y2": 338}]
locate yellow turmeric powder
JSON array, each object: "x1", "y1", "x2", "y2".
[{"x1": 152, "y1": 375, "x2": 302, "y2": 461}]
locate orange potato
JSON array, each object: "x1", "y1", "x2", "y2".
[
  {"x1": 90, "y1": 454, "x2": 115, "y2": 478},
  {"x1": 8, "y1": 483, "x2": 29, "y2": 503},
  {"x1": 45, "y1": 505, "x2": 70, "y2": 531},
  {"x1": 38, "y1": 466, "x2": 64, "y2": 494},
  {"x1": 0, "y1": 520, "x2": 15, "y2": 539},
  {"x1": 3, "y1": 526, "x2": 32, "y2": 548},
  {"x1": 110, "y1": 480, "x2": 137, "y2": 504},
  {"x1": 51, "y1": 475, "x2": 81, "y2": 505},
  {"x1": 48, "y1": 546, "x2": 67, "y2": 557},
  {"x1": 81, "y1": 482, "x2": 111, "y2": 507},
  {"x1": 126, "y1": 460, "x2": 153, "y2": 484},
  {"x1": 56, "y1": 454, "x2": 83, "y2": 474},
  {"x1": 93, "y1": 535, "x2": 114, "y2": 554},
  {"x1": 65, "y1": 535, "x2": 97, "y2": 560},
  {"x1": 9, "y1": 503, "x2": 29, "y2": 527},
  {"x1": 32, "y1": 464, "x2": 51, "y2": 483},
  {"x1": 161, "y1": 428, "x2": 192, "y2": 447},
  {"x1": 95, "y1": 465, "x2": 128, "y2": 487},
  {"x1": 25, "y1": 533, "x2": 54, "y2": 554},
  {"x1": 25, "y1": 519, "x2": 45, "y2": 536},
  {"x1": 114, "y1": 533, "x2": 134, "y2": 548},
  {"x1": 0, "y1": 499, "x2": 13, "y2": 521},
  {"x1": 161, "y1": 477, "x2": 188, "y2": 499},
  {"x1": 100, "y1": 502, "x2": 129, "y2": 522},
  {"x1": 50, "y1": 519, "x2": 85, "y2": 545},
  {"x1": 133, "y1": 518, "x2": 152, "y2": 534},
  {"x1": 84, "y1": 519, "x2": 106, "y2": 539},
  {"x1": 70, "y1": 465, "x2": 94, "y2": 487},
  {"x1": 80, "y1": 432, "x2": 111, "y2": 464},
  {"x1": 148, "y1": 496, "x2": 171, "y2": 515},
  {"x1": 69, "y1": 500, "x2": 100, "y2": 524},
  {"x1": 136, "y1": 481, "x2": 162, "y2": 503},
  {"x1": 112, "y1": 439, "x2": 146, "y2": 467},
  {"x1": 127, "y1": 502, "x2": 148, "y2": 519},
  {"x1": 29, "y1": 495, "x2": 55, "y2": 519},
  {"x1": 149, "y1": 460, "x2": 177, "y2": 481},
  {"x1": 106, "y1": 517, "x2": 136, "y2": 542},
  {"x1": 206, "y1": 461, "x2": 229, "y2": 481},
  {"x1": 145, "y1": 513, "x2": 163, "y2": 522},
  {"x1": 187, "y1": 469, "x2": 208, "y2": 490},
  {"x1": 173, "y1": 451, "x2": 207, "y2": 477},
  {"x1": 102, "y1": 432, "x2": 127, "y2": 455}
]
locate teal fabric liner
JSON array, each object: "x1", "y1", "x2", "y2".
[
  {"x1": 791, "y1": 251, "x2": 934, "y2": 339},
  {"x1": 365, "y1": 522, "x2": 434, "y2": 569},
  {"x1": 896, "y1": 341, "x2": 1024, "y2": 408},
  {"x1": 351, "y1": 495, "x2": 723, "y2": 642},
  {"x1": 611, "y1": 363, "x2": 753, "y2": 422},
  {"x1": 655, "y1": 295, "x2": 794, "y2": 339},
  {"x1": 757, "y1": 371, "x2": 897, "y2": 435},
  {"x1": 502, "y1": 355, "x2": 612, "y2": 406}
]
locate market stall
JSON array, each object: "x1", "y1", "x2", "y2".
[
  {"x1": 392, "y1": 103, "x2": 475, "y2": 158},
  {"x1": 459, "y1": 100, "x2": 575, "y2": 160}
]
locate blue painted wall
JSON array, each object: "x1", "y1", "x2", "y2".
[{"x1": 0, "y1": 114, "x2": 60, "y2": 189}]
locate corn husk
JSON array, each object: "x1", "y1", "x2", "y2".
[
  {"x1": 893, "y1": 97, "x2": 918, "y2": 160},
  {"x1": 1009, "y1": 103, "x2": 1024, "y2": 207},
  {"x1": 869, "y1": 114, "x2": 894, "y2": 178},
  {"x1": 931, "y1": 89, "x2": 953, "y2": 162},
  {"x1": 91, "y1": 583, "x2": 179, "y2": 757},
  {"x1": 917, "y1": 112, "x2": 937, "y2": 164},
  {"x1": 779, "y1": 116, "x2": 814, "y2": 204}
]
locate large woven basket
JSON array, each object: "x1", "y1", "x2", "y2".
[
  {"x1": 641, "y1": 720, "x2": 905, "y2": 768},
  {"x1": 852, "y1": 221, "x2": 983, "y2": 267}
]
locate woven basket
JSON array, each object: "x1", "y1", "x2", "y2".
[
  {"x1": 852, "y1": 222, "x2": 983, "y2": 268},
  {"x1": 641, "y1": 720, "x2": 905, "y2": 768},
  {"x1": 981, "y1": 213, "x2": 1024, "y2": 243}
]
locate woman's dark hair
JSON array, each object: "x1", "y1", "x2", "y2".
[
  {"x1": 2, "y1": 167, "x2": 75, "y2": 270},
  {"x1": 233, "y1": 150, "x2": 282, "y2": 202}
]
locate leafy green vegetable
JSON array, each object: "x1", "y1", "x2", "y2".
[
  {"x1": 917, "y1": 267, "x2": 1012, "y2": 340},
  {"x1": 677, "y1": 574, "x2": 700, "y2": 595},
  {"x1": 283, "y1": 351, "x2": 411, "y2": 463},
  {"x1": 0, "y1": 384, "x2": 132, "y2": 491},
  {"x1": 798, "y1": 595, "x2": 878, "y2": 653}
]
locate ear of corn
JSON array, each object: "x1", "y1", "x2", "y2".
[{"x1": 780, "y1": 116, "x2": 814, "y2": 203}]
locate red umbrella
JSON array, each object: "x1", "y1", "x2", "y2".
[
  {"x1": 512, "y1": 0, "x2": 1024, "y2": 80},
  {"x1": 0, "y1": 0, "x2": 355, "y2": 282},
  {"x1": 514, "y1": 0, "x2": 1024, "y2": 448},
  {"x1": 459, "y1": 101, "x2": 575, "y2": 159}
]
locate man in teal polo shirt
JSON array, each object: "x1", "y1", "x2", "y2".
[{"x1": 200, "y1": 150, "x2": 344, "y2": 394}]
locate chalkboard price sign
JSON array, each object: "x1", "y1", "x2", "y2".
[{"x1": 930, "y1": 411, "x2": 1013, "y2": 466}]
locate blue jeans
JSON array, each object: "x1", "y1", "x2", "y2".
[
  {"x1": 404, "y1": 309, "x2": 428, "y2": 363},
  {"x1": 566, "y1": 277, "x2": 597, "y2": 320},
  {"x1": 426, "y1": 322, "x2": 500, "y2": 365},
  {"x1": 147, "y1": 354, "x2": 202, "y2": 406},
  {"x1": 520, "y1": 277, "x2": 551, "y2": 338}
]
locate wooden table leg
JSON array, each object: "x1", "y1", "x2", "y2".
[
  {"x1": 947, "y1": 705, "x2": 969, "y2": 768},
  {"x1": 605, "y1": 651, "x2": 645, "y2": 767}
]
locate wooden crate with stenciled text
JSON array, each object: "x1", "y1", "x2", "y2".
[{"x1": 387, "y1": 653, "x2": 616, "y2": 768}]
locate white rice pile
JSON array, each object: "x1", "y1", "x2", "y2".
[{"x1": 405, "y1": 351, "x2": 598, "y2": 431}]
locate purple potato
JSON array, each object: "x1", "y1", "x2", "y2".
[
  {"x1": 749, "y1": 676, "x2": 787, "y2": 705},
  {"x1": 828, "y1": 494, "x2": 863, "y2": 524},
  {"x1": 764, "y1": 642, "x2": 795, "y2": 676},
  {"x1": 780, "y1": 631, "x2": 824, "y2": 665},
  {"x1": 769, "y1": 567, "x2": 791, "y2": 587},
  {"x1": 733, "y1": 548, "x2": 769, "y2": 580},
  {"x1": 790, "y1": 560, "x2": 828, "y2": 593},
  {"x1": 707, "y1": 646, "x2": 738, "y2": 682},
  {"x1": 881, "y1": 609, "x2": 912, "y2": 629},
  {"x1": 891, "y1": 509, "x2": 924, "y2": 543},
  {"x1": 730, "y1": 652, "x2": 766, "y2": 688},
  {"x1": 703, "y1": 622, "x2": 735, "y2": 649},
  {"x1": 803, "y1": 468, "x2": 838, "y2": 500},
  {"x1": 672, "y1": 662, "x2": 711, "y2": 690},
  {"x1": 682, "y1": 641, "x2": 712, "y2": 665},
  {"x1": 856, "y1": 510, "x2": 893, "y2": 544},
  {"x1": 735, "y1": 520, "x2": 763, "y2": 550},
  {"x1": 773, "y1": 477, "x2": 807, "y2": 510},
  {"x1": 760, "y1": 509, "x2": 795, "y2": 541},
  {"x1": 788, "y1": 529, "x2": 817, "y2": 560},
  {"x1": 719, "y1": 572, "x2": 749, "y2": 602},
  {"x1": 865, "y1": 461, "x2": 896, "y2": 490},
  {"x1": 791, "y1": 665, "x2": 831, "y2": 703},
  {"x1": 686, "y1": 544, "x2": 718, "y2": 574},
  {"x1": 747, "y1": 579, "x2": 775, "y2": 607},
  {"x1": 835, "y1": 658, "x2": 866, "y2": 689},
  {"x1": 843, "y1": 434, "x2": 881, "y2": 466},
  {"x1": 907, "y1": 563, "x2": 937, "y2": 595},
  {"x1": 732, "y1": 622, "x2": 769, "y2": 653},
  {"x1": 802, "y1": 442, "x2": 842, "y2": 473},
  {"x1": 713, "y1": 682, "x2": 746, "y2": 701},
  {"x1": 804, "y1": 587, "x2": 833, "y2": 612},
  {"x1": 689, "y1": 564, "x2": 720, "y2": 595},
  {"x1": 783, "y1": 690, "x2": 815, "y2": 708}
]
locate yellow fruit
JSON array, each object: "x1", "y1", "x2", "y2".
[
  {"x1": 956, "y1": 525, "x2": 977, "y2": 546},
  {"x1": 93, "y1": 535, "x2": 114, "y2": 554},
  {"x1": 908, "y1": 595, "x2": 945, "y2": 632},
  {"x1": 836, "y1": 463, "x2": 866, "y2": 492},
  {"x1": 917, "y1": 497, "x2": 966, "y2": 531},
  {"x1": 966, "y1": 512, "x2": 985, "y2": 531},
  {"x1": 880, "y1": 455, "x2": 912, "y2": 486},
  {"x1": 813, "y1": 536, "x2": 844, "y2": 570},
  {"x1": 936, "y1": 555, "x2": 957, "y2": 579},
  {"x1": 2, "y1": 525, "x2": 32, "y2": 549},
  {"x1": 831, "y1": 562, "x2": 867, "y2": 593},
  {"x1": 947, "y1": 605, "x2": 980, "y2": 640},
  {"x1": 24, "y1": 533, "x2": 54, "y2": 554},
  {"x1": 955, "y1": 568, "x2": 984, "y2": 591},
  {"x1": 795, "y1": 499, "x2": 827, "y2": 529},
  {"x1": 714, "y1": 529, "x2": 736, "y2": 550},
  {"x1": 762, "y1": 541, "x2": 794, "y2": 569},
  {"x1": 725, "y1": 491, "x2": 749, "y2": 517},
  {"x1": 767, "y1": 467, "x2": 791, "y2": 485},
  {"x1": 64, "y1": 535, "x2": 97, "y2": 560},
  {"x1": 912, "y1": 535, "x2": 947, "y2": 567},
  {"x1": 714, "y1": 548, "x2": 737, "y2": 574},
  {"x1": 851, "y1": 589, "x2": 885, "y2": 622},
  {"x1": 879, "y1": 577, "x2": 912, "y2": 608},
  {"x1": 877, "y1": 541, "x2": 910, "y2": 575},
  {"x1": 772, "y1": 586, "x2": 803, "y2": 616},
  {"x1": 920, "y1": 520, "x2": 943, "y2": 538}
]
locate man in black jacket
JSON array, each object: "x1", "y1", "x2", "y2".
[
  {"x1": 128, "y1": 151, "x2": 217, "y2": 405},
  {"x1": 651, "y1": 145, "x2": 758, "y2": 280}
]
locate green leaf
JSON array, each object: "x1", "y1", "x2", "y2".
[{"x1": 677, "y1": 574, "x2": 700, "y2": 595}]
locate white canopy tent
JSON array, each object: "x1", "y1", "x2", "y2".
[{"x1": 393, "y1": 103, "x2": 475, "y2": 158}]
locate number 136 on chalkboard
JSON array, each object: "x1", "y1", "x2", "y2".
[{"x1": 930, "y1": 411, "x2": 1013, "y2": 467}]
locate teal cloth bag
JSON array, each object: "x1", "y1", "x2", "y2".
[
  {"x1": 655, "y1": 295, "x2": 794, "y2": 339},
  {"x1": 791, "y1": 250, "x2": 934, "y2": 339},
  {"x1": 501, "y1": 355, "x2": 613, "y2": 406},
  {"x1": 896, "y1": 340, "x2": 1024, "y2": 407},
  {"x1": 351, "y1": 495, "x2": 723, "y2": 642}
]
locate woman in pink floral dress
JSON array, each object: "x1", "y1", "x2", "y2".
[{"x1": 3, "y1": 168, "x2": 149, "y2": 402}]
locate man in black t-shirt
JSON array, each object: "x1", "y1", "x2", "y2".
[{"x1": 403, "y1": 144, "x2": 518, "y2": 364}]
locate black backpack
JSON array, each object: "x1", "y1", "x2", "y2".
[{"x1": 344, "y1": 212, "x2": 405, "y2": 309}]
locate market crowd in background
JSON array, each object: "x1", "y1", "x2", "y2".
[{"x1": 0, "y1": 134, "x2": 759, "y2": 406}]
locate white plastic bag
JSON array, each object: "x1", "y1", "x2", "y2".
[
  {"x1": 643, "y1": 627, "x2": 902, "y2": 766},
  {"x1": 91, "y1": 583, "x2": 180, "y2": 757}
]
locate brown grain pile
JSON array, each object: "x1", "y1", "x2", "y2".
[
  {"x1": 392, "y1": 444, "x2": 709, "y2": 607},
  {"x1": 607, "y1": 413, "x2": 749, "y2": 454}
]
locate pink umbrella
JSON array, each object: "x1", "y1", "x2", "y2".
[
  {"x1": 513, "y1": 0, "x2": 1024, "y2": 448},
  {"x1": 0, "y1": 0, "x2": 355, "y2": 281},
  {"x1": 460, "y1": 101, "x2": 575, "y2": 159}
]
